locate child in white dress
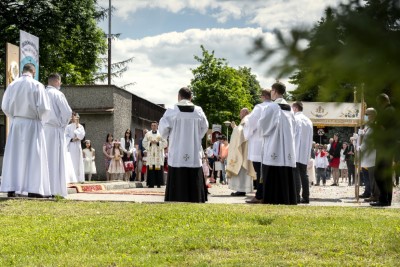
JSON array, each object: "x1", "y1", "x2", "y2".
[
  {"x1": 82, "y1": 140, "x2": 97, "y2": 181},
  {"x1": 108, "y1": 140, "x2": 125, "y2": 180}
]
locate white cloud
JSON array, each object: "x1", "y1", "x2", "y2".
[
  {"x1": 97, "y1": 0, "x2": 346, "y2": 108},
  {"x1": 109, "y1": 27, "x2": 277, "y2": 108}
]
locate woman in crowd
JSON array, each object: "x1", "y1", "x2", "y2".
[
  {"x1": 121, "y1": 129, "x2": 136, "y2": 182},
  {"x1": 103, "y1": 133, "x2": 113, "y2": 181}
]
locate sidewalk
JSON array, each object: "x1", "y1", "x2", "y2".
[{"x1": 63, "y1": 180, "x2": 400, "y2": 207}]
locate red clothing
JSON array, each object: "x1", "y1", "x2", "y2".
[{"x1": 329, "y1": 142, "x2": 340, "y2": 168}]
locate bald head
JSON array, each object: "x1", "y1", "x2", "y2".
[{"x1": 240, "y1": 108, "x2": 250, "y2": 119}]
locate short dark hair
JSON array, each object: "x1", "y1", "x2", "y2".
[
  {"x1": 151, "y1": 121, "x2": 158, "y2": 125},
  {"x1": 48, "y1": 73, "x2": 61, "y2": 83},
  {"x1": 22, "y1": 63, "x2": 35, "y2": 74},
  {"x1": 292, "y1": 101, "x2": 303, "y2": 111},
  {"x1": 271, "y1": 82, "x2": 286, "y2": 95},
  {"x1": 261, "y1": 89, "x2": 271, "y2": 99},
  {"x1": 178, "y1": 87, "x2": 192, "y2": 100}
]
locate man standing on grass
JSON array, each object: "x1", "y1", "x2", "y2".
[
  {"x1": 243, "y1": 89, "x2": 272, "y2": 204},
  {"x1": 43, "y1": 73, "x2": 72, "y2": 197},
  {"x1": 258, "y1": 82, "x2": 297, "y2": 205},
  {"x1": 159, "y1": 87, "x2": 209, "y2": 202},
  {"x1": 1, "y1": 63, "x2": 51, "y2": 198}
]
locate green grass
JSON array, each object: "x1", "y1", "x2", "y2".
[{"x1": 0, "y1": 199, "x2": 399, "y2": 266}]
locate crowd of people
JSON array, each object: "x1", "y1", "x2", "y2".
[
  {"x1": 1, "y1": 64, "x2": 396, "y2": 206},
  {"x1": 0, "y1": 64, "x2": 136, "y2": 198}
]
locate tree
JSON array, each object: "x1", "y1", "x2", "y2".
[
  {"x1": 0, "y1": 0, "x2": 107, "y2": 85},
  {"x1": 237, "y1": 67, "x2": 262, "y2": 107},
  {"x1": 251, "y1": 0, "x2": 400, "y2": 172},
  {"x1": 190, "y1": 46, "x2": 254, "y2": 127}
]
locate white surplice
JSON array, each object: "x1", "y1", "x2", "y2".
[
  {"x1": 258, "y1": 98, "x2": 296, "y2": 167},
  {"x1": 43, "y1": 86, "x2": 72, "y2": 196},
  {"x1": 65, "y1": 123, "x2": 85, "y2": 182},
  {"x1": 159, "y1": 100, "x2": 209, "y2": 168},
  {"x1": 293, "y1": 111, "x2": 314, "y2": 165},
  {"x1": 1, "y1": 73, "x2": 51, "y2": 196},
  {"x1": 243, "y1": 101, "x2": 272, "y2": 162}
]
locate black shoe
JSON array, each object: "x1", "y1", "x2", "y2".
[
  {"x1": 28, "y1": 193, "x2": 44, "y2": 198},
  {"x1": 300, "y1": 199, "x2": 309, "y2": 204},
  {"x1": 7, "y1": 191, "x2": 16, "y2": 197},
  {"x1": 231, "y1": 192, "x2": 246, "y2": 196},
  {"x1": 330, "y1": 183, "x2": 338, "y2": 186},
  {"x1": 370, "y1": 201, "x2": 390, "y2": 207},
  {"x1": 359, "y1": 194, "x2": 369, "y2": 199}
]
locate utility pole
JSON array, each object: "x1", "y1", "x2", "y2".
[{"x1": 107, "y1": 0, "x2": 111, "y2": 85}]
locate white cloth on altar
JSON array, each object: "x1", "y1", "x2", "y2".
[
  {"x1": 159, "y1": 100, "x2": 209, "y2": 168},
  {"x1": 258, "y1": 98, "x2": 296, "y2": 167},
  {"x1": 142, "y1": 131, "x2": 167, "y2": 168},
  {"x1": 43, "y1": 85, "x2": 72, "y2": 197},
  {"x1": 293, "y1": 111, "x2": 313, "y2": 165},
  {"x1": 226, "y1": 116, "x2": 256, "y2": 193},
  {"x1": 243, "y1": 101, "x2": 272, "y2": 162},
  {"x1": 65, "y1": 123, "x2": 85, "y2": 182},
  {"x1": 1, "y1": 74, "x2": 52, "y2": 195}
]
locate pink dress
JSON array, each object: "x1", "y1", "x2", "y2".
[{"x1": 108, "y1": 149, "x2": 125, "y2": 174}]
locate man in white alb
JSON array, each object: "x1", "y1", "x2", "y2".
[
  {"x1": 243, "y1": 89, "x2": 272, "y2": 203},
  {"x1": 292, "y1": 101, "x2": 314, "y2": 204},
  {"x1": 159, "y1": 87, "x2": 209, "y2": 203},
  {"x1": 43, "y1": 73, "x2": 72, "y2": 197},
  {"x1": 258, "y1": 82, "x2": 297, "y2": 205},
  {"x1": 1, "y1": 63, "x2": 51, "y2": 198}
]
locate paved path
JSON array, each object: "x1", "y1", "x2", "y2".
[{"x1": 64, "y1": 180, "x2": 400, "y2": 208}]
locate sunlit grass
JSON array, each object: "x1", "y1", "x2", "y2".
[{"x1": 0, "y1": 199, "x2": 399, "y2": 266}]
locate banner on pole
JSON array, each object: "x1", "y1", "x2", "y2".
[
  {"x1": 20, "y1": 30, "x2": 39, "y2": 80},
  {"x1": 6, "y1": 43, "x2": 20, "y2": 86},
  {"x1": 291, "y1": 102, "x2": 362, "y2": 127}
]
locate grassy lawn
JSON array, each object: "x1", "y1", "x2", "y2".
[{"x1": 0, "y1": 199, "x2": 399, "y2": 266}]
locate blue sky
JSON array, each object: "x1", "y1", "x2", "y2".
[{"x1": 97, "y1": 0, "x2": 344, "y2": 108}]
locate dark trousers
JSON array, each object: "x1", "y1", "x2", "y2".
[
  {"x1": 147, "y1": 167, "x2": 163, "y2": 187},
  {"x1": 207, "y1": 157, "x2": 215, "y2": 177},
  {"x1": 294, "y1": 162, "x2": 309, "y2": 202},
  {"x1": 375, "y1": 158, "x2": 393, "y2": 205},
  {"x1": 253, "y1": 161, "x2": 263, "y2": 200},
  {"x1": 361, "y1": 167, "x2": 371, "y2": 196},
  {"x1": 346, "y1": 160, "x2": 355, "y2": 185},
  {"x1": 316, "y1": 168, "x2": 326, "y2": 185}
]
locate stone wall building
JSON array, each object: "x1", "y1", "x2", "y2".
[{"x1": 0, "y1": 85, "x2": 166, "y2": 179}]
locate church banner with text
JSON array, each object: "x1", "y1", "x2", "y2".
[{"x1": 20, "y1": 30, "x2": 39, "y2": 80}]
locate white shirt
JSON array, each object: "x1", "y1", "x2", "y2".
[
  {"x1": 243, "y1": 101, "x2": 272, "y2": 162},
  {"x1": 293, "y1": 111, "x2": 314, "y2": 165},
  {"x1": 43, "y1": 86, "x2": 72, "y2": 128},
  {"x1": 159, "y1": 100, "x2": 209, "y2": 168},
  {"x1": 360, "y1": 126, "x2": 376, "y2": 168}
]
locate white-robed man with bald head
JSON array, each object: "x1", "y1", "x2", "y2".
[
  {"x1": 1, "y1": 63, "x2": 51, "y2": 198},
  {"x1": 159, "y1": 87, "x2": 209, "y2": 203},
  {"x1": 226, "y1": 108, "x2": 256, "y2": 196}
]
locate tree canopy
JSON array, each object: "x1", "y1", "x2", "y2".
[
  {"x1": 190, "y1": 46, "x2": 259, "y2": 127},
  {"x1": 0, "y1": 0, "x2": 107, "y2": 85},
  {"x1": 251, "y1": 0, "x2": 400, "y2": 173}
]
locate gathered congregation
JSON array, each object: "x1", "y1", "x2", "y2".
[{"x1": 1, "y1": 64, "x2": 397, "y2": 206}]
